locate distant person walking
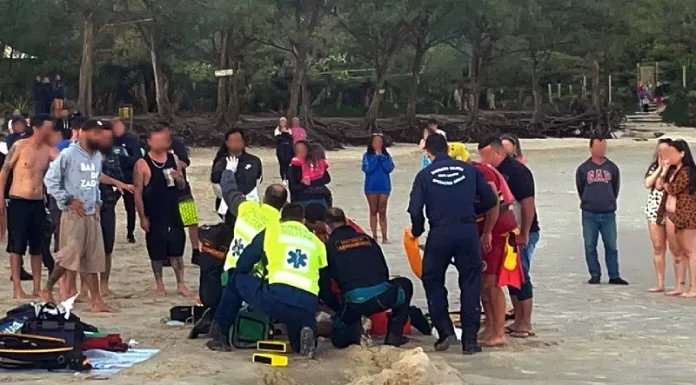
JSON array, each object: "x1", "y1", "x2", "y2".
[
  {"x1": 275, "y1": 117, "x2": 294, "y2": 183},
  {"x1": 52, "y1": 75, "x2": 66, "y2": 116},
  {"x1": 33, "y1": 76, "x2": 45, "y2": 116},
  {"x1": 112, "y1": 118, "x2": 142, "y2": 244},
  {"x1": 362, "y1": 133, "x2": 394, "y2": 242},
  {"x1": 576, "y1": 137, "x2": 627, "y2": 285},
  {"x1": 644, "y1": 139, "x2": 670, "y2": 293},
  {"x1": 419, "y1": 119, "x2": 446, "y2": 169}
]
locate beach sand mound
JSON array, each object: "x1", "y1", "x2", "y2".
[{"x1": 343, "y1": 346, "x2": 465, "y2": 385}]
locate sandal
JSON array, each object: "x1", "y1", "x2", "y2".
[{"x1": 509, "y1": 330, "x2": 536, "y2": 339}]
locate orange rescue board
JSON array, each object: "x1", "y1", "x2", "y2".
[{"x1": 403, "y1": 227, "x2": 423, "y2": 278}]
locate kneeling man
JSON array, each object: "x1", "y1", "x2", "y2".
[
  {"x1": 320, "y1": 207, "x2": 413, "y2": 348},
  {"x1": 207, "y1": 203, "x2": 326, "y2": 357}
]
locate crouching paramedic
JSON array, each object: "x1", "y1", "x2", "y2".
[
  {"x1": 220, "y1": 156, "x2": 281, "y2": 285},
  {"x1": 207, "y1": 203, "x2": 326, "y2": 357},
  {"x1": 470, "y1": 161, "x2": 518, "y2": 347},
  {"x1": 407, "y1": 133, "x2": 499, "y2": 355},
  {"x1": 319, "y1": 207, "x2": 413, "y2": 348}
]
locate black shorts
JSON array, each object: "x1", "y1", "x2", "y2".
[
  {"x1": 7, "y1": 197, "x2": 47, "y2": 256},
  {"x1": 100, "y1": 206, "x2": 116, "y2": 255},
  {"x1": 145, "y1": 223, "x2": 186, "y2": 261}
]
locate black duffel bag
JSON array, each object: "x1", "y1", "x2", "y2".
[{"x1": 198, "y1": 222, "x2": 232, "y2": 309}]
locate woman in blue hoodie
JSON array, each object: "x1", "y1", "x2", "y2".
[{"x1": 362, "y1": 133, "x2": 395, "y2": 242}]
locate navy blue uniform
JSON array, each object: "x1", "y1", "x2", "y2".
[{"x1": 407, "y1": 153, "x2": 497, "y2": 347}]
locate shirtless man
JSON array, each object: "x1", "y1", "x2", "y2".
[
  {"x1": 134, "y1": 124, "x2": 194, "y2": 297},
  {"x1": 0, "y1": 115, "x2": 56, "y2": 299}
]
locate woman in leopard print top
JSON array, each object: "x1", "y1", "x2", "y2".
[
  {"x1": 656, "y1": 139, "x2": 696, "y2": 297},
  {"x1": 644, "y1": 139, "x2": 670, "y2": 293}
]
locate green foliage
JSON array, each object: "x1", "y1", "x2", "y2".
[{"x1": 662, "y1": 91, "x2": 691, "y2": 126}]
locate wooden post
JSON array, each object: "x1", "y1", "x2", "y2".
[
  {"x1": 569, "y1": 84, "x2": 573, "y2": 94},
  {"x1": 582, "y1": 76, "x2": 587, "y2": 98},
  {"x1": 608, "y1": 75, "x2": 613, "y2": 104},
  {"x1": 684, "y1": 65, "x2": 687, "y2": 89},
  {"x1": 636, "y1": 62, "x2": 640, "y2": 86},
  {"x1": 548, "y1": 83, "x2": 553, "y2": 102},
  {"x1": 557, "y1": 83, "x2": 561, "y2": 98},
  {"x1": 655, "y1": 61, "x2": 659, "y2": 85}
]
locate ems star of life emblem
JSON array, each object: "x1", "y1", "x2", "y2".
[{"x1": 481, "y1": 260, "x2": 488, "y2": 272}]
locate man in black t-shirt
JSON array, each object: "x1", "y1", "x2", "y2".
[{"x1": 479, "y1": 136, "x2": 540, "y2": 339}]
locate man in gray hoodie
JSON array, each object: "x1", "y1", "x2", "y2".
[
  {"x1": 575, "y1": 137, "x2": 628, "y2": 286},
  {"x1": 42, "y1": 119, "x2": 117, "y2": 313}
]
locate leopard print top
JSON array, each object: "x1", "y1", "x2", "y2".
[{"x1": 656, "y1": 166, "x2": 696, "y2": 230}]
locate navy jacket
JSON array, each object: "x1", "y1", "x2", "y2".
[
  {"x1": 236, "y1": 230, "x2": 317, "y2": 314},
  {"x1": 407, "y1": 153, "x2": 497, "y2": 237},
  {"x1": 113, "y1": 133, "x2": 142, "y2": 182}
]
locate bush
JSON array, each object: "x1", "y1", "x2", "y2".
[{"x1": 662, "y1": 90, "x2": 691, "y2": 126}]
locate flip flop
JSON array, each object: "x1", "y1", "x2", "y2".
[
  {"x1": 509, "y1": 330, "x2": 536, "y2": 339},
  {"x1": 504, "y1": 326, "x2": 515, "y2": 334}
]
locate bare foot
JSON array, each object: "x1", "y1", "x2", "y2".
[
  {"x1": 76, "y1": 292, "x2": 90, "y2": 303},
  {"x1": 666, "y1": 289, "x2": 684, "y2": 296},
  {"x1": 177, "y1": 285, "x2": 196, "y2": 298},
  {"x1": 39, "y1": 288, "x2": 55, "y2": 303},
  {"x1": 648, "y1": 286, "x2": 665, "y2": 293},
  {"x1": 680, "y1": 291, "x2": 696, "y2": 298},
  {"x1": 482, "y1": 336, "x2": 506, "y2": 347},
  {"x1": 13, "y1": 290, "x2": 33, "y2": 300},
  {"x1": 90, "y1": 302, "x2": 120, "y2": 313},
  {"x1": 477, "y1": 329, "x2": 491, "y2": 342},
  {"x1": 155, "y1": 286, "x2": 167, "y2": 297},
  {"x1": 101, "y1": 286, "x2": 113, "y2": 298},
  {"x1": 382, "y1": 238, "x2": 390, "y2": 244}
]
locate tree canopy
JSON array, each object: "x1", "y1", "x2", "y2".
[{"x1": 0, "y1": 0, "x2": 690, "y2": 133}]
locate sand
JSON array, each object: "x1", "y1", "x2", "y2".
[{"x1": 1, "y1": 134, "x2": 694, "y2": 385}]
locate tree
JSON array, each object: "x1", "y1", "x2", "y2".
[{"x1": 334, "y1": 0, "x2": 418, "y2": 131}]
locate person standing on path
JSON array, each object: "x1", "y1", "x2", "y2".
[
  {"x1": 112, "y1": 118, "x2": 142, "y2": 244},
  {"x1": 133, "y1": 125, "x2": 194, "y2": 297},
  {"x1": 478, "y1": 136, "x2": 541, "y2": 339},
  {"x1": 0, "y1": 115, "x2": 57, "y2": 299},
  {"x1": 408, "y1": 134, "x2": 499, "y2": 354},
  {"x1": 644, "y1": 139, "x2": 671, "y2": 293},
  {"x1": 275, "y1": 117, "x2": 294, "y2": 183},
  {"x1": 290, "y1": 117, "x2": 306, "y2": 144},
  {"x1": 362, "y1": 133, "x2": 394, "y2": 242},
  {"x1": 42, "y1": 119, "x2": 116, "y2": 313},
  {"x1": 575, "y1": 137, "x2": 628, "y2": 285},
  {"x1": 655, "y1": 139, "x2": 696, "y2": 297}
]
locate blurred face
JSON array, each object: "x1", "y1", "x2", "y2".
[
  {"x1": 590, "y1": 139, "x2": 606, "y2": 158},
  {"x1": 81, "y1": 129, "x2": 108, "y2": 151},
  {"x1": 60, "y1": 109, "x2": 69, "y2": 119},
  {"x1": 478, "y1": 145, "x2": 505, "y2": 167},
  {"x1": 665, "y1": 144, "x2": 685, "y2": 166},
  {"x1": 371, "y1": 135, "x2": 384, "y2": 152},
  {"x1": 294, "y1": 142, "x2": 308, "y2": 159},
  {"x1": 112, "y1": 120, "x2": 126, "y2": 137},
  {"x1": 147, "y1": 131, "x2": 172, "y2": 153},
  {"x1": 501, "y1": 139, "x2": 515, "y2": 156},
  {"x1": 226, "y1": 132, "x2": 244, "y2": 154},
  {"x1": 657, "y1": 142, "x2": 669, "y2": 161},
  {"x1": 100, "y1": 131, "x2": 114, "y2": 154},
  {"x1": 428, "y1": 123, "x2": 437, "y2": 132},
  {"x1": 279, "y1": 118, "x2": 288, "y2": 129},
  {"x1": 33, "y1": 120, "x2": 54, "y2": 142},
  {"x1": 291, "y1": 118, "x2": 300, "y2": 128},
  {"x1": 49, "y1": 130, "x2": 62, "y2": 147},
  {"x1": 12, "y1": 122, "x2": 27, "y2": 134},
  {"x1": 42, "y1": 77, "x2": 50, "y2": 83}
]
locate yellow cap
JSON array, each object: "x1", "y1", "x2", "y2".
[{"x1": 447, "y1": 142, "x2": 470, "y2": 161}]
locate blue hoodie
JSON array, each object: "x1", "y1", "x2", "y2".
[
  {"x1": 44, "y1": 142, "x2": 103, "y2": 215},
  {"x1": 362, "y1": 152, "x2": 395, "y2": 194}
]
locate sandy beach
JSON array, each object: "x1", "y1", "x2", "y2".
[{"x1": 2, "y1": 135, "x2": 696, "y2": 385}]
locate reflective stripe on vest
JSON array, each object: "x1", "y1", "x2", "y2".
[
  {"x1": 265, "y1": 221, "x2": 326, "y2": 296},
  {"x1": 224, "y1": 201, "x2": 279, "y2": 271}
]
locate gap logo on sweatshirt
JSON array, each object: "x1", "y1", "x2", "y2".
[{"x1": 586, "y1": 169, "x2": 612, "y2": 184}]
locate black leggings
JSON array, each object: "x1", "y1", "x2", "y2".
[
  {"x1": 276, "y1": 144, "x2": 293, "y2": 180},
  {"x1": 123, "y1": 191, "x2": 136, "y2": 237}
]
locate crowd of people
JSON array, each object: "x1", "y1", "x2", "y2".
[{"x1": 7, "y1": 106, "x2": 691, "y2": 358}]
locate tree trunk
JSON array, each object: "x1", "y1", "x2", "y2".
[
  {"x1": 591, "y1": 59, "x2": 601, "y2": 127},
  {"x1": 300, "y1": 74, "x2": 310, "y2": 126},
  {"x1": 364, "y1": 70, "x2": 387, "y2": 132},
  {"x1": 226, "y1": 61, "x2": 240, "y2": 124},
  {"x1": 407, "y1": 43, "x2": 426, "y2": 123},
  {"x1": 149, "y1": 30, "x2": 173, "y2": 119},
  {"x1": 469, "y1": 33, "x2": 493, "y2": 124},
  {"x1": 531, "y1": 67, "x2": 543, "y2": 124},
  {"x1": 215, "y1": 30, "x2": 229, "y2": 127},
  {"x1": 287, "y1": 45, "x2": 308, "y2": 118},
  {"x1": 77, "y1": 13, "x2": 94, "y2": 116}
]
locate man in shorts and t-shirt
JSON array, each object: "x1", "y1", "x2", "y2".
[
  {"x1": 471, "y1": 161, "x2": 518, "y2": 347},
  {"x1": 42, "y1": 119, "x2": 116, "y2": 313},
  {"x1": 133, "y1": 124, "x2": 194, "y2": 297},
  {"x1": 0, "y1": 115, "x2": 57, "y2": 298}
]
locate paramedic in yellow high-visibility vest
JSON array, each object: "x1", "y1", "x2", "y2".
[
  {"x1": 219, "y1": 157, "x2": 284, "y2": 284},
  {"x1": 207, "y1": 203, "x2": 326, "y2": 357}
]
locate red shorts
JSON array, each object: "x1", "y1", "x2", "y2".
[{"x1": 482, "y1": 234, "x2": 507, "y2": 275}]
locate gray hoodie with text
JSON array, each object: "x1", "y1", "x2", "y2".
[{"x1": 45, "y1": 142, "x2": 103, "y2": 215}]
